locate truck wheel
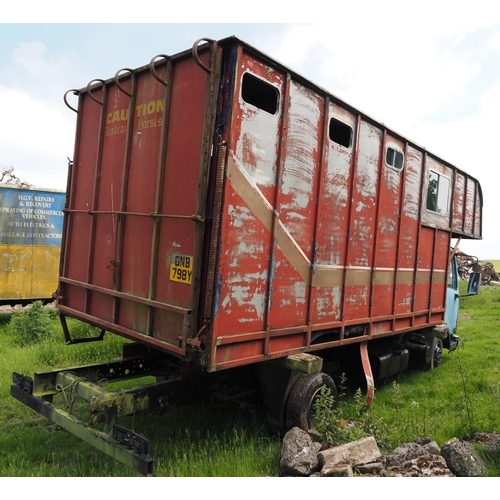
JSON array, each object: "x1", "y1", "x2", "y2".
[
  {"x1": 433, "y1": 338, "x2": 443, "y2": 369},
  {"x1": 424, "y1": 337, "x2": 443, "y2": 370},
  {"x1": 284, "y1": 372, "x2": 338, "y2": 432}
]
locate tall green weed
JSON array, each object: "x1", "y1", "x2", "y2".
[
  {"x1": 312, "y1": 373, "x2": 384, "y2": 446},
  {"x1": 8, "y1": 301, "x2": 57, "y2": 346}
]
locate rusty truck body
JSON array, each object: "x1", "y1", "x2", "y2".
[{"x1": 11, "y1": 36, "x2": 482, "y2": 474}]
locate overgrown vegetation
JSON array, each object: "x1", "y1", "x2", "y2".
[
  {"x1": 2, "y1": 275, "x2": 500, "y2": 476},
  {"x1": 0, "y1": 305, "x2": 280, "y2": 477},
  {"x1": 8, "y1": 301, "x2": 57, "y2": 346},
  {"x1": 312, "y1": 374, "x2": 381, "y2": 446},
  {"x1": 311, "y1": 279, "x2": 500, "y2": 475}
]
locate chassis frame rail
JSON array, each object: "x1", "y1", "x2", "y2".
[
  {"x1": 10, "y1": 380, "x2": 154, "y2": 475},
  {"x1": 9, "y1": 347, "x2": 187, "y2": 476}
]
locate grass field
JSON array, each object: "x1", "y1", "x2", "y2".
[
  {"x1": 366, "y1": 278, "x2": 500, "y2": 475},
  {"x1": 0, "y1": 305, "x2": 281, "y2": 477},
  {"x1": 1, "y1": 271, "x2": 500, "y2": 477}
]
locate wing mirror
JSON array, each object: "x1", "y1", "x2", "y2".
[{"x1": 467, "y1": 272, "x2": 481, "y2": 295}]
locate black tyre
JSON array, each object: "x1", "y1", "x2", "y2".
[
  {"x1": 424, "y1": 337, "x2": 443, "y2": 370},
  {"x1": 284, "y1": 372, "x2": 338, "y2": 432},
  {"x1": 433, "y1": 338, "x2": 443, "y2": 369}
]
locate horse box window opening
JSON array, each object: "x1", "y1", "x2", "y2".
[
  {"x1": 329, "y1": 117, "x2": 353, "y2": 148},
  {"x1": 426, "y1": 169, "x2": 451, "y2": 216},
  {"x1": 241, "y1": 72, "x2": 279, "y2": 115},
  {"x1": 386, "y1": 147, "x2": 404, "y2": 171}
]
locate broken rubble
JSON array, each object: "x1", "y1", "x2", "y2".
[
  {"x1": 383, "y1": 442, "x2": 428, "y2": 468},
  {"x1": 318, "y1": 436, "x2": 382, "y2": 475},
  {"x1": 279, "y1": 428, "x2": 497, "y2": 477},
  {"x1": 441, "y1": 437, "x2": 487, "y2": 477},
  {"x1": 469, "y1": 432, "x2": 500, "y2": 459},
  {"x1": 279, "y1": 427, "x2": 320, "y2": 477},
  {"x1": 382, "y1": 454, "x2": 454, "y2": 477}
]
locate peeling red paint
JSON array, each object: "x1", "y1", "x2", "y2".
[{"x1": 58, "y1": 37, "x2": 483, "y2": 373}]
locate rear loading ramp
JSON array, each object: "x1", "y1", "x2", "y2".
[{"x1": 58, "y1": 40, "x2": 222, "y2": 357}]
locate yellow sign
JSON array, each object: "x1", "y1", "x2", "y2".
[{"x1": 170, "y1": 254, "x2": 193, "y2": 285}]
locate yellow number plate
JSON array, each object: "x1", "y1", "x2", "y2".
[{"x1": 170, "y1": 254, "x2": 193, "y2": 284}]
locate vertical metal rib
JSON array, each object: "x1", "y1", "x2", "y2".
[
  {"x1": 412, "y1": 152, "x2": 426, "y2": 322},
  {"x1": 85, "y1": 80, "x2": 108, "y2": 314},
  {"x1": 392, "y1": 140, "x2": 409, "y2": 323},
  {"x1": 113, "y1": 72, "x2": 137, "y2": 323},
  {"x1": 147, "y1": 57, "x2": 173, "y2": 337},
  {"x1": 341, "y1": 113, "x2": 362, "y2": 332},
  {"x1": 263, "y1": 72, "x2": 290, "y2": 355},
  {"x1": 306, "y1": 94, "x2": 329, "y2": 347},
  {"x1": 369, "y1": 128, "x2": 387, "y2": 325},
  {"x1": 203, "y1": 143, "x2": 227, "y2": 321},
  {"x1": 58, "y1": 159, "x2": 74, "y2": 303},
  {"x1": 60, "y1": 91, "x2": 82, "y2": 283},
  {"x1": 194, "y1": 41, "x2": 222, "y2": 334}
]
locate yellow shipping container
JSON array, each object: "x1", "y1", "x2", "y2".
[{"x1": 0, "y1": 184, "x2": 65, "y2": 303}]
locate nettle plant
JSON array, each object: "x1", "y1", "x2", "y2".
[
  {"x1": 312, "y1": 373, "x2": 381, "y2": 446},
  {"x1": 9, "y1": 301, "x2": 56, "y2": 346}
]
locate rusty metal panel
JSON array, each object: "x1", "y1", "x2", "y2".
[
  {"x1": 464, "y1": 177, "x2": 477, "y2": 237},
  {"x1": 451, "y1": 172, "x2": 482, "y2": 239},
  {"x1": 394, "y1": 145, "x2": 422, "y2": 314},
  {"x1": 413, "y1": 224, "x2": 448, "y2": 322},
  {"x1": 88, "y1": 81, "x2": 131, "y2": 323},
  {"x1": 452, "y1": 172, "x2": 465, "y2": 234},
  {"x1": 213, "y1": 49, "x2": 285, "y2": 342},
  {"x1": 64, "y1": 92, "x2": 100, "y2": 295},
  {"x1": 342, "y1": 119, "x2": 381, "y2": 321},
  {"x1": 311, "y1": 103, "x2": 357, "y2": 325},
  {"x1": 58, "y1": 44, "x2": 219, "y2": 355},
  {"x1": 422, "y1": 157, "x2": 454, "y2": 229},
  {"x1": 431, "y1": 229, "x2": 450, "y2": 311},
  {"x1": 267, "y1": 80, "x2": 323, "y2": 331},
  {"x1": 422, "y1": 155, "x2": 482, "y2": 240},
  {"x1": 474, "y1": 188, "x2": 482, "y2": 237},
  {"x1": 414, "y1": 225, "x2": 434, "y2": 313},
  {"x1": 371, "y1": 134, "x2": 404, "y2": 319},
  {"x1": 114, "y1": 69, "x2": 168, "y2": 337},
  {"x1": 209, "y1": 39, "x2": 483, "y2": 370}
]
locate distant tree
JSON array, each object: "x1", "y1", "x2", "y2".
[{"x1": 0, "y1": 166, "x2": 32, "y2": 187}]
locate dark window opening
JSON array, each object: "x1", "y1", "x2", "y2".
[
  {"x1": 386, "y1": 147, "x2": 404, "y2": 171},
  {"x1": 241, "y1": 73, "x2": 279, "y2": 115},
  {"x1": 448, "y1": 260, "x2": 457, "y2": 289},
  {"x1": 426, "y1": 170, "x2": 450, "y2": 215},
  {"x1": 329, "y1": 118, "x2": 353, "y2": 148}
]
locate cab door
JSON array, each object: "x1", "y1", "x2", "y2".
[{"x1": 445, "y1": 256, "x2": 460, "y2": 335}]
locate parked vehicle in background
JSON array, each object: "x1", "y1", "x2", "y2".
[
  {"x1": 11, "y1": 36, "x2": 482, "y2": 475},
  {"x1": 0, "y1": 183, "x2": 65, "y2": 305}
]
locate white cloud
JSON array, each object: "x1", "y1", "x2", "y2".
[
  {"x1": 489, "y1": 31, "x2": 500, "y2": 50},
  {"x1": 267, "y1": 19, "x2": 500, "y2": 258},
  {"x1": 2, "y1": 41, "x2": 77, "y2": 99},
  {"x1": 269, "y1": 20, "x2": 489, "y2": 131},
  {"x1": 0, "y1": 87, "x2": 74, "y2": 157},
  {"x1": 0, "y1": 40, "x2": 77, "y2": 189}
]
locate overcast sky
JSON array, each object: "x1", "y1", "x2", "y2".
[{"x1": 2, "y1": 2, "x2": 500, "y2": 258}]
